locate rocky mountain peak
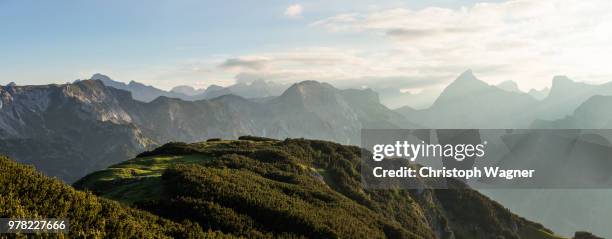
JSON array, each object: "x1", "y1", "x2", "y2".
[
  {"x1": 61, "y1": 80, "x2": 133, "y2": 123},
  {"x1": 64, "y1": 80, "x2": 111, "y2": 102},
  {"x1": 432, "y1": 70, "x2": 491, "y2": 106},
  {"x1": 551, "y1": 75, "x2": 573, "y2": 85},
  {"x1": 453, "y1": 69, "x2": 487, "y2": 86},
  {"x1": 91, "y1": 73, "x2": 112, "y2": 81},
  {"x1": 281, "y1": 81, "x2": 335, "y2": 98},
  {"x1": 206, "y1": 84, "x2": 225, "y2": 91},
  {"x1": 548, "y1": 75, "x2": 582, "y2": 98},
  {"x1": 128, "y1": 80, "x2": 142, "y2": 86}
]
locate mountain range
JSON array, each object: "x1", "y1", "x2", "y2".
[
  {"x1": 0, "y1": 81, "x2": 154, "y2": 182},
  {"x1": 395, "y1": 70, "x2": 612, "y2": 129},
  {"x1": 3, "y1": 70, "x2": 612, "y2": 238},
  {"x1": 90, "y1": 73, "x2": 287, "y2": 102},
  {"x1": 484, "y1": 96, "x2": 612, "y2": 238},
  {"x1": 4, "y1": 70, "x2": 612, "y2": 182},
  {"x1": 396, "y1": 70, "x2": 539, "y2": 128},
  {"x1": 391, "y1": 71, "x2": 612, "y2": 238},
  {"x1": 0, "y1": 79, "x2": 409, "y2": 182}
]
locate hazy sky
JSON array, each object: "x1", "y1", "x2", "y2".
[{"x1": 1, "y1": 0, "x2": 611, "y2": 92}]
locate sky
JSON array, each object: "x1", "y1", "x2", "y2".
[{"x1": 1, "y1": 0, "x2": 611, "y2": 92}]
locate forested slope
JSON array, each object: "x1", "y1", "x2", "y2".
[
  {"x1": 75, "y1": 137, "x2": 562, "y2": 239},
  {"x1": 0, "y1": 156, "x2": 229, "y2": 238}
]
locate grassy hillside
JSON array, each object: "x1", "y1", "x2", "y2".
[
  {"x1": 0, "y1": 156, "x2": 229, "y2": 238},
  {"x1": 75, "y1": 136, "x2": 564, "y2": 239}
]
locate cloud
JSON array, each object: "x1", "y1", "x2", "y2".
[
  {"x1": 284, "y1": 4, "x2": 303, "y2": 18},
  {"x1": 310, "y1": 0, "x2": 612, "y2": 90},
  {"x1": 310, "y1": 13, "x2": 359, "y2": 31},
  {"x1": 85, "y1": 0, "x2": 612, "y2": 96},
  {"x1": 385, "y1": 27, "x2": 478, "y2": 41},
  {"x1": 219, "y1": 57, "x2": 270, "y2": 70},
  {"x1": 212, "y1": 46, "x2": 463, "y2": 94},
  {"x1": 216, "y1": 48, "x2": 388, "y2": 83}
]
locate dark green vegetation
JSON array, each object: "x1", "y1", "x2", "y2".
[
  {"x1": 76, "y1": 137, "x2": 564, "y2": 239},
  {"x1": 0, "y1": 156, "x2": 230, "y2": 238}
]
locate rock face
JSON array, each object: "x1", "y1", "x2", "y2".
[
  {"x1": 0, "y1": 81, "x2": 154, "y2": 182},
  {"x1": 0, "y1": 79, "x2": 413, "y2": 182}
]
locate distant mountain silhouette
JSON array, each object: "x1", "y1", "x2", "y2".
[
  {"x1": 225, "y1": 79, "x2": 287, "y2": 98},
  {"x1": 536, "y1": 76, "x2": 612, "y2": 120},
  {"x1": 170, "y1": 85, "x2": 206, "y2": 96},
  {"x1": 397, "y1": 70, "x2": 539, "y2": 128},
  {"x1": 395, "y1": 71, "x2": 612, "y2": 129},
  {"x1": 496, "y1": 80, "x2": 522, "y2": 93},
  {"x1": 92, "y1": 73, "x2": 288, "y2": 102},
  {"x1": 374, "y1": 87, "x2": 441, "y2": 110},
  {"x1": 528, "y1": 87, "x2": 550, "y2": 100},
  {"x1": 533, "y1": 95, "x2": 612, "y2": 129},
  {"x1": 389, "y1": 72, "x2": 612, "y2": 239},
  {"x1": 90, "y1": 73, "x2": 190, "y2": 102}
]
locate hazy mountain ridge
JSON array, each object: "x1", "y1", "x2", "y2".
[
  {"x1": 390, "y1": 71, "x2": 612, "y2": 238},
  {"x1": 398, "y1": 70, "x2": 540, "y2": 128},
  {"x1": 226, "y1": 79, "x2": 287, "y2": 98},
  {"x1": 532, "y1": 95, "x2": 612, "y2": 129},
  {"x1": 537, "y1": 76, "x2": 612, "y2": 120},
  {"x1": 496, "y1": 80, "x2": 522, "y2": 93},
  {"x1": 528, "y1": 87, "x2": 550, "y2": 100},
  {"x1": 395, "y1": 70, "x2": 612, "y2": 129},
  {"x1": 133, "y1": 81, "x2": 410, "y2": 144},
  {"x1": 4, "y1": 71, "x2": 612, "y2": 183},
  {"x1": 170, "y1": 85, "x2": 207, "y2": 96},
  {"x1": 89, "y1": 73, "x2": 192, "y2": 102},
  {"x1": 2, "y1": 72, "x2": 612, "y2": 238},
  {"x1": 490, "y1": 95, "x2": 612, "y2": 238},
  {"x1": 93, "y1": 73, "x2": 288, "y2": 102}
]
